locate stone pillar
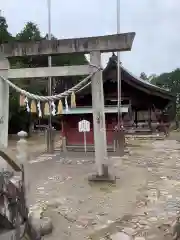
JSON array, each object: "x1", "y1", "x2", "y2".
[
  {"x1": 16, "y1": 131, "x2": 30, "y2": 205},
  {"x1": 0, "y1": 55, "x2": 10, "y2": 148},
  {"x1": 89, "y1": 51, "x2": 114, "y2": 182}
]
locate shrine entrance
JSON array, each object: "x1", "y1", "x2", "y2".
[{"x1": 0, "y1": 32, "x2": 135, "y2": 178}]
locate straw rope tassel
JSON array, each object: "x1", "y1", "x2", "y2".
[
  {"x1": 44, "y1": 102, "x2": 50, "y2": 115},
  {"x1": 30, "y1": 100, "x2": 37, "y2": 113},
  {"x1": 19, "y1": 95, "x2": 25, "y2": 106},
  {"x1": 37, "y1": 101, "x2": 42, "y2": 118},
  {"x1": 57, "y1": 100, "x2": 63, "y2": 114},
  {"x1": 71, "y1": 91, "x2": 76, "y2": 108}
]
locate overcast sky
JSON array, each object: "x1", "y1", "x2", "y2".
[{"x1": 1, "y1": 0, "x2": 180, "y2": 76}]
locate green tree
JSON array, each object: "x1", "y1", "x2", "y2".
[
  {"x1": 140, "y1": 72, "x2": 148, "y2": 81},
  {"x1": 0, "y1": 15, "x2": 13, "y2": 44},
  {"x1": 15, "y1": 22, "x2": 46, "y2": 68},
  {"x1": 148, "y1": 74, "x2": 157, "y2": 82},
  {"x1": 151, "y1": 69, "x2": 180, "y2": 126},
  {"x1": 0, "y1": 15, "x2": 89, "y2": 133},
  {"x1": 151, "y1": 69, "x2": 180, "y2": 94},
  {"x1": 16, "y1": 22, "x2": 41, "y2": 41}
]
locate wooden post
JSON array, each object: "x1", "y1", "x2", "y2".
[
  {"x1": 148, "y1": 107, "x2": 152, "y2": 131},
  {"x1": 62, "y1": 136, "x2": 67, "y2": 153},
  {"x1": 89, "y1": 51, "x2": 114, "y2": 181},
  {"x1": 0, "y1": 55, "x2": 10, "y2": 148},
  {"x1": 16, "y1": 131, "x2": 30, "y2": 205}
]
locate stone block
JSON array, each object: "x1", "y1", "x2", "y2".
[
  {"x1": 88, "y1": 173, "x2": 116, "y2": 183},
  {"x1": 110, "y1": 232, "x2": 132, "y2": 240}
]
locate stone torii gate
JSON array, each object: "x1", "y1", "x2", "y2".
[{"x1": 0, "y1": 32, "x2": 135, "y2": 179}]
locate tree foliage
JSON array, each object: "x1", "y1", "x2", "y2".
[
  {"x1": 150, "y1": 69, "x2": 180, "y2": 122},
  {"x1": 0, "y1": 15, "x2": 87, "y2": 133},
  {"x1": 140, "y1": 69, "x2": 179, "y2": 124},
  {"x1": 140, "y1": 72, "x2": 149, "y2": 81},
  {"x1": 150, "y1": 69, "x2": 180, "y2": 95},
  {"x1": 16, "y1": 22, "x2": 41, "y2": 41},
  {"x1": 0, "y1": 15, "x2": 13, "y2": 44}
]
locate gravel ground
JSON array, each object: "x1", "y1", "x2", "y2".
[{"x1": 22, "y1": 133, "x2": 180, "y2": 239}]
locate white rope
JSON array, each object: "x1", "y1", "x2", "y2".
[
  {"x1": 76, "y1": 81, "x2": 91, "y2": 93},
  {"x1": 0, "y1": 63, "x2": 102, "y2": 102},
  {"x1": 75, "y1": 63, "x2": 103, "y2": 93}
]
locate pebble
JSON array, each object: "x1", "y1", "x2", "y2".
[
  {"x1": 98, "y1": 212, "x2": 108, "y2": 216},
  {"x1": 131, "y1": 218, "x2": 138, "y2": 223},
  {"x1": 29, "y1": 212, "x2": 53, "y2": 236},
  {"x1": 138, "y1": 219, "x2": 148, "y2": 225},
  {"x1": 136, "y1": 223, "x2": 144, "y2": 229},
  {"x1": 45, "y1": 198, "x2": 66, "y2": 208},
  {"x1": 160, "y1": 176, "x2": 168, "y2": 180},
  {"x1": 77, "y1": 216, "x2": 95, "y2": 227},
  {"x1": 148, "y1": 217, "x2": 158, "y2": 222},
  {"x1": 110, "y1": 232, "x2": 132, "y2": 240},
  {"x1": 134, "y1": 237, "x2": 146, "y2": 240},
  {"x1": 40, "y1": 216, "x2": 53, "y2": 236},
  {"x1": 123, "y1": 227, "x2": 136, "y2": 236},
  {"x1": 37, "y1": 187, "x2": 45, "y2": 190},
  {"x1": 107, "y1": 220, "x2": 114, "y2": 224}
]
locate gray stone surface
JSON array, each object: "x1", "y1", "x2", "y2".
[
  {"x1": 40, "y1": 217, "x2": 53, "y2": 236},
  {"x1": 1, "y1": 33, "x2": 135, "y2": 57},
  {"x1": 8, "y1": 65, "x2": 91, "y2": 79},
  {"x1": 110, "y1": 232, "x2": 132, "y2": 240},
  {"x1": 29, "y1": 209, "x2": 53, "y2": 237}
]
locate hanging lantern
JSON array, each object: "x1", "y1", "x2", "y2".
[
  {"x1": 57, "y1": 100, "x2": 63, "y2": 114},
  {"x1": 44, "y1": 102, "x2": 50, "y2": 115},
  {"x1": 19, "y1": 95, "x2": 25, "y2": 106},
  {"x1": 30, "y1": 100, "x2": 37, "y2": 113},
  {"x1": 71, "y1": 91, "x2": 76, "y2": 108}
]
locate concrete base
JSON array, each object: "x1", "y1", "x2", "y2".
[
  {"x1": 88, "y1": 173, "x2": 116, "y2": 183},
  {"x1": 88, "y1": 165, "x2": 116, "y2": 183}
]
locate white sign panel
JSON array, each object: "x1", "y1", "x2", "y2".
[{"x1": 78, "y1": 120, "x2": 90, "y2": 132}]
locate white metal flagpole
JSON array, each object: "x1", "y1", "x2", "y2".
[
  {"x1": 116, "y1": 0, "x2": 125, "y2": 155},
  {"x1": 117, "y1": 0, "x2": 121, "y2": 127},
  {"x1": 47, "y1": 0, "x2": 53, "y2": 152}
]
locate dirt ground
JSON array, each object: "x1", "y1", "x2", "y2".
[{"x1": 22, "y1": 132, "x2": 180, "y2": 240}]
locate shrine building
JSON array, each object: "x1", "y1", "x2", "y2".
[{"x1": 57, "y1": 54, "x2": 175, "y2": 151}]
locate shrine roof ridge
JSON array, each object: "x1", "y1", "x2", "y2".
[
  {"x1": 106, "y1": 54, "x2": 175, "y2": 100},
  {"x1": 77, "y1": 54, "x2": 175, "y2": 101}
]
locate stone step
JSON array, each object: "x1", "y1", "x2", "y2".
[{"x1": 65, "y1": 145, "x2": 115, "y2": 152}]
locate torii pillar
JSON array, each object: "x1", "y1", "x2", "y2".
[
  {"x1": 0, "y1": 54, "x2": 10, "y2": 170},
  {"x1": 0, "y1": 54, "x2": 9, "y2": 148},
  {"x1": 89, "y1": 51, "x2": 109, "y2": 180}
]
